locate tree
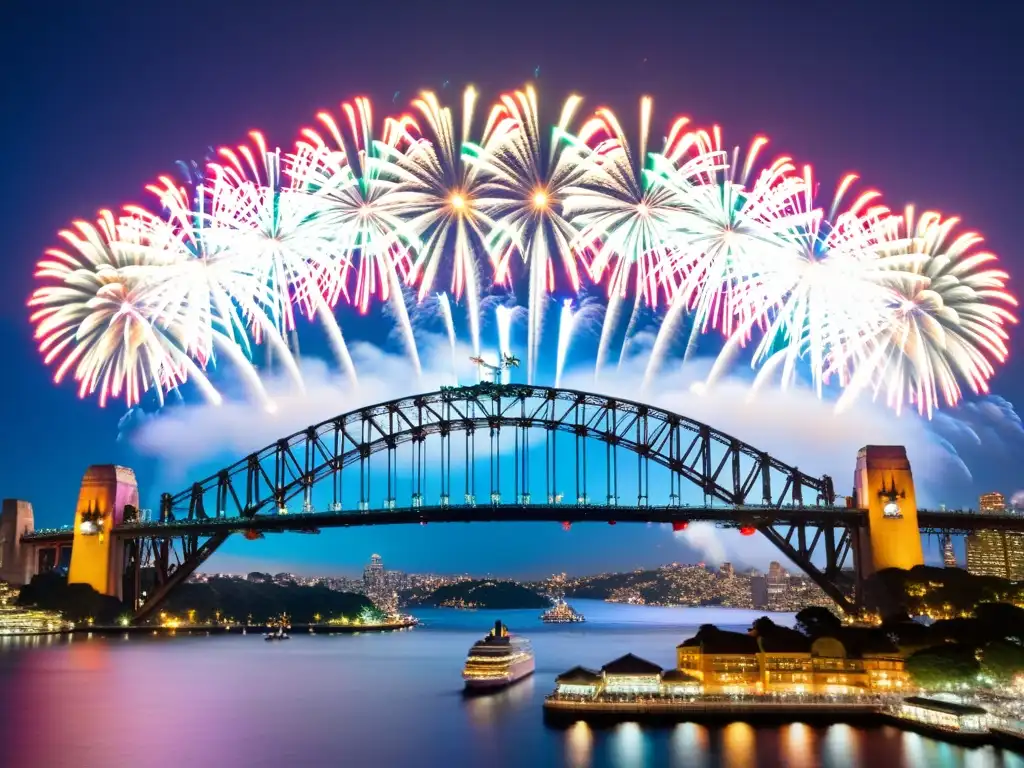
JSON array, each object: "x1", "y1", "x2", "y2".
[
  {"x1": 906, "y1": 644, "x2": 980, "y2": 689},
  {"x1": 795, "y1": 606, "x2": 842, "y2": 638},
  {"x1": 751, "y1": 617, "x2": 779, "y2": 636},
  {"x1": 975, "y1": 603, "x2": 1024, "y2": 643},
  {"x1": 980, "y1": 640, "x2": 1024, "y2": 685}
]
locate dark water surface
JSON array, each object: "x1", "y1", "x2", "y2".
[{"x1": 0, "y1": 601, "x2": 1021, "y2": 767}]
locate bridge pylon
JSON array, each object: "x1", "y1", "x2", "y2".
[
  {"x1": 68, "y1": 465, "x2": 139, "y2": 600},
  {"x1": 0, "y1": 499, "x2": 35, "y2": 585},
  {"x1": 853, "y1": 445, "x2": 924, "y2": 589}
]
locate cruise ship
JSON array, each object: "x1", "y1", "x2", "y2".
[
  {"x1": 541, "y1": 598, "x2": 585, "y2": 624},
  {"x1": 462, "y1": 620, "x2": 535, "y2": 690}
]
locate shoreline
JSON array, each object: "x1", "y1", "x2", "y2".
[
  {"x1": 542, "y1": 697, "x2": 1024, "y2": 751},
  {"x1": 0, "y1": 619, "x2": 418, "y2": 638}
]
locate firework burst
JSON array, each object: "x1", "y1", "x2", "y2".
[
  {"x1": 28, "y1": 210, "x2": 221, "y2": 407},
  {"x1": 383, "y1": 88, "x2": 496, "y2": 354},
  {"x1": 293, "y1": 97, "x2": 421, "y2": 374},
  {"x1": 838, "y1": 208, "x2": 1018, "y2": 416},
  {"x1": 207, "y1": 131, "x2": 358, "y2": 383},
  {"x1": 467, "y1": 85, "x2": 593, "y2": 381}
]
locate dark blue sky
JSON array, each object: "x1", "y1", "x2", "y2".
[{"x1": 1, "y1": 0, "x2": 1021, "y2": 577}]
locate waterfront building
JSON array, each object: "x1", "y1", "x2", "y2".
[
  {"x1": 552, "y1": 660, "x2": 700, "y2": 699},
  {"x1": 659, "y1": 669, "x2": 702, "y2": 696},
  {"x1": 553, "y1": 667, "x2": 602, "y2": 697},
  {"x1": 676, "y1": 624, "x2": 909, "y2": 695},
  {"x1": 757, "y1": 627, "x2": 815, "y2": 693},
  {"x1": 677, "y1": 628, "x2": 762, "y2": 694},
  {"x1": 600, "y1": 654, "x2": 663, "y2": 695},
  {"x1": 898, "y1": 697, "x2": 989, "y2": 733},
  {"x1": 967, "y1": 492, "x2": 1024, "y2": 579}
]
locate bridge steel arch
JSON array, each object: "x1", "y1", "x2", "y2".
[{"x1": 121, "y1": 384, "x2": 856, "y2": 622}]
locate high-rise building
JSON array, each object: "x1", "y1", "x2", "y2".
[
  {"x1": 1007, "y1": 533, "x2": 1024, "y2": 580},
  {"x1": 980, "y1": 492, "x2": 1007, "y2": 513},
  {"x1": 966, "y1": 492, "x2": 1024, "y2": 580},
  {"x1": 750, "y1": 574, "x2": 768, "y2": 609},
  {"x1": 362, "y1": 554, "x2": 398, "y2": 615},
  {"x1": 719, "y1": 562, "x2": 735, "y2": 578},
  {"x1": 363, "y1": 554, "x2": 385, "y2": 590},
  {"x1": 766, "y1": 561, "x2": 788, "y2": 610},
  {"x1": 942, "y1": 534, "x2": 957, "y2": 568}
]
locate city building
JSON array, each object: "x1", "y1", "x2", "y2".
[
  {"x1": 898, "y1": 697, "x2": 989, "y2": 733},
  {"x1": 719, "y1": 562, "x2": 735, "y2": 578},
  {"x1": 980, "y1": 492, "x2": 1007, "y2": 513},
  {"x1": 362, "y1": 554, "x2": 398, "y2": 615},
  {"x1": 750, "y1": 572, "x2": 768, "y2": 609},
  {"x1": 942, "y1": 534, "x2": 957, "y2": 568},
  {"x1": 967, "y1": 492, "x2": 1024, "y2": 580},
  {"x1": 553, "y1": 657, "x2": 700, "y2": 699},
  {"x1": 677, "y1": 628, "x2": 762, "y2": 694},
  {"x1": 600, "y1": 654, "x2": 663, "y2": 695},
  {"x1": 766, "y1": 561, "x2": 787, "y2": 608},
  {"x1": 675, "y1": 625, "x2": 909, "y2": 695},
  {"x1": 363, "y1": 554, "x2": 385, "y2": 590},
  {"x1": 553, "y1": 666, "x2": 602, "y2": 697}
]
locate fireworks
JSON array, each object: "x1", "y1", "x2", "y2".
[
  {"x1": 28, "y1": 211, "x2": 221, "y2": 408},
  {"x1": 838, "y1": 208, "x2": 1018, "y2": 416},
  {"x1": 466, "y1": 86, "x2": 593, "y2": 381},
  {"x1": 27, "y1": 85, "x2": 1016, "y2": 417}
]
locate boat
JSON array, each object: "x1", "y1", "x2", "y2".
[
  {"x1": 264, "y1": 625, "x2": 290, "y2": 641},
  {"x1": 541, "y1": 598, "x2": 585, "y2": 624},
  {"x1": 462, "y1": 620, "x2": 535, "y2": 690}
]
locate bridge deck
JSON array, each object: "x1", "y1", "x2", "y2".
[
  {"x1": 20, "y1": 530, "x2": 73, "y2": 544},
  {"x1": 107, "y1": 504, "x2": 863, "y2": 537},
  {"x1": 20, "y1": 508, "x2": 1024, "y2": 543}
]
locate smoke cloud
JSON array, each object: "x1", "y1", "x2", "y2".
[{"x1": 125, "y1": 336, "x2": 1017, "y2": 567}]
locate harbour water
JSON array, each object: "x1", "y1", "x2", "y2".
[{"x1": 0, "y1": 600, "x2": 1021, "y2": 767}]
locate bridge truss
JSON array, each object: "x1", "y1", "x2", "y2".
[{"x1": 119, "y1": 384, "x2": 856, "y2": 621}]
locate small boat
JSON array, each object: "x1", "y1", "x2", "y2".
[
  {"x1": 462, "y1": 620, "x2": 534, "y2": 691},
  {"x1": 541, "y1": 598, "x2": 586, "y2": 624},
  {"x1": 264, "y1": 626, "x2": 290, "y2": 641}
]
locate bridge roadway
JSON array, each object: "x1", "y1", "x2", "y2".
[{"x1": 20, "y1": 505, "x2": 1024, "y2": 542}]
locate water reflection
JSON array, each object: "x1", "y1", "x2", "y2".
[
  {"x1": 462, "y1": 676, "x2": 535, "y2": 727},
  {"x1": 564, "y1": 721, "x2": 593, "y2": 768},
  {"x1": 781, "y1": 723, "x2": 815, "y2": 768},
  {"x1": 609, "y1": 722, "x2": 645, "y2": 768},
  {"x1": 722, "y1": 722, "x2": 756, "y2": 768},
  {"x1": 670, "y1": 722, "x2": 709, "y2": 768},
  {"x1": 822, "y1": 723, "x2": 860, "y2": 767}
]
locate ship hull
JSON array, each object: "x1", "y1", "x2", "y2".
[{"x1": 463, "y1": 657, "x2": 535, "y2": 690}]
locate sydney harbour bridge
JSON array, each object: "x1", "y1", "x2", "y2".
[{"x1": 3, "y1": 383, "x2": 1021, "y2": 624}]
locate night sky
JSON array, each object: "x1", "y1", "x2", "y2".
[{"x1": 1, "y1": 0, "x2": 1022, "y2": 578}]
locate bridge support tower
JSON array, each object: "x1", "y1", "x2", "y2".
[
  {"x1": 0, "y1": 500, "x2": 36, "y2": 585},
  {"x1": 853, "y1": 445, "x2": 924, "y2": 600},
  {"x1": 68, "y1": 465, "x2": 139, "y2": 600}
]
